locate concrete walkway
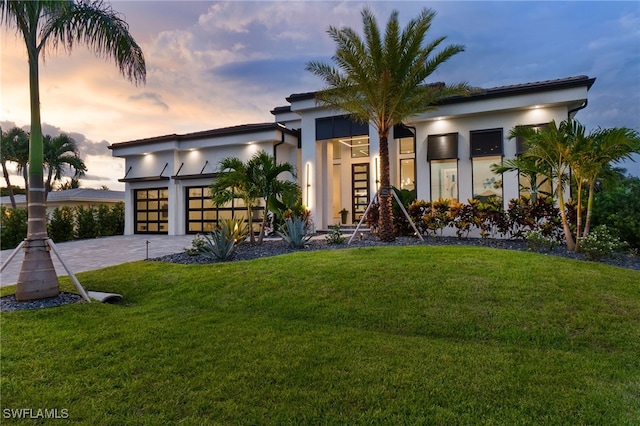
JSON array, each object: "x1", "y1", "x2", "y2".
[{"x1": 0, "y1": 235, "x2": 195, "y2": 288}]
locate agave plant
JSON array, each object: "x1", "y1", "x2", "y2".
[{"x1": 278, "y1": 216, "x2": 312, "y2": 248}]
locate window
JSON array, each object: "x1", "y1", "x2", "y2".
[
  {"x1": 397, "y1": 136, "x2": 415, "y2": 191},
  {"x1": 400, "y1": 159, "x2": 415, "y2": 191},
  {"x1": 185, "y1": 186, "x2": 264, "y2": 234},
  {"x1": 514, "y1": 123, "x2": 551, "y2": 198},
  {"x1": 135, "y1": 188, "x2": 169, "y2": 234},
  {"x1": 428, "y1": 133, "x2": 458, "y2": 200},
  {"x1": 470, "y1": 129, "x2": 503, "y2": 200}
]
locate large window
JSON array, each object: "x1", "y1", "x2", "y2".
[
  {"x1": 397, "y1": 135, "x2": 415, "y2": 191},
  {"x1": 186, "y1": 186, "x2": 263, "y2": 234},
  {"x1": 135, "y1": 188, "x2": 169, "y2": 234},
  {"x1": 515, "y1": 123, "x2": 551, "y2": 199},
  {"x1": 470, "y1": 129, "x2": 503, "y2": 200},
  {"x1": 428, "y1": 133, "x2": 458, "y2": 200}
]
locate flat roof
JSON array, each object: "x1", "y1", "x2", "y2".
[
  {"x1": 284, "y1": 75, "x2": 596, "y2": 106},
  {"x1": 110, "y1": 122, "x2": 299, "y2": 149}
]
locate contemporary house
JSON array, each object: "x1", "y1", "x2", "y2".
[{"x1": 109, "y1": 75, "x2": 595, "y2": 236}]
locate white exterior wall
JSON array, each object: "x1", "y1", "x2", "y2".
[{"x1": 410, "y1": 104, "x2": 568, "y2": 205}]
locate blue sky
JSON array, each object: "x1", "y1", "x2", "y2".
[{"x1": 1, "y1": 1, "x2": 639, "y2": 189}]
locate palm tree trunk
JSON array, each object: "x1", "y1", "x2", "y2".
[
  {"x1": 1, "y1": 161, "x2": 17, "y2": 209},
  {"x1": 246, "y1": 204, "x2": 255, "y2": 244},
  {"x1": 575, "y1": 180, "x2": 583, "y2": 252},
  {"x1": 583, "y1": 181, "x2": 595, "y2": 238},
  {"x1": 16, "y1": 47, "x2": 59, "y2": 301},
  {"x1": 556, "y1": 174, "x2": 576, "y2": 251},
  {"x1": 378, "y1": 132, "x2": 395, "y2": 242}
]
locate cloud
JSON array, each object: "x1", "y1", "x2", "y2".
[{"x1": 128, "y1": 92, "x2": 170, "y2": 111}]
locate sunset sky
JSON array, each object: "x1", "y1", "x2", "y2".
[{"x1": 1, "y1": 1, "x2": 639, "y2": 191}]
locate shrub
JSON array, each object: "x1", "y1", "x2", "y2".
[
  {"x1": 325, "y1": 224, "x2": 345, "y2": 245},
  {"x1": 75, "y1": 206, "x2": 98, "y2": 239},
  {"x1": 185, "y1": 234, "x2": 206, "y2": 256},
  {"x1": 279, "y1": 216, "x2": 312, "y2": 248},
  {"x1": 48, "y1": 206, "x2": 75, "y2": 242},
  {"x1": 219, "y1": 217, "x2": 249, "y2": 244},
  {"x1": 524, "y1": 229, "x2": 558, "y2": 253},
  {"x1": 579, "y1": 225, "x2": 628, "y2": 261},
  {"x1": 592, "y1": 175, "x2": 640, "y2": 249},
  {"x1": 199, "y1": 229, "x2": 237, "y2": 261},
  {"x1": 0, "y1": 206, "x2": 27, "y2": 250}
]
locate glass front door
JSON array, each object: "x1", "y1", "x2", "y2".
[{"x1": 352, "y1": 163, "x2": 370, "y2": 223}]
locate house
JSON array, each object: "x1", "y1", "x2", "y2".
[
  {"x1": 0, "y1": 188, "x2": 124, "y2": 217},
  {"x1": 109, "y1": 75, "x2": 595, "y2": 236}
]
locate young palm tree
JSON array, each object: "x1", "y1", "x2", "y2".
[
  {"x1": 210, "y1": 157, "x2": 260, "y2": 244},
  {"x1": 1, "y1": 0, "x2": 145, "y2": 301},
  {"x1": 306, "y1": 7, "x2": 471, "y2": 241},
  {"x1": 246, "y1": 150, "x2": 298, "y2": 243},
  {"x1": 43, "y1": 134, "x2": 87, "y2": 197},
  {"x1": 512, "y1": 119, "x2": 578, "y2": 251},
  {"x1": 0, "y1": 127, "x2": 29, "y2": 208},
  {"x1": 575, "y1": 127, "x2": 640, "y2": 238},
  {"x1": 491, "y1": 155, "x2": 551, "y2": 204}
]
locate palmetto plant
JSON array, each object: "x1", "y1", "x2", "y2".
[
  {"x1": 0, "y1": 126, "x2": 29, "y2": 208},
  {"x1": 43, "y1": 133, "x2": 87, "y2": 197},
  {"x1": 306, "y1": 7, "x2": 471, "y2": 241},
  {"x1": 211, "y1": 151, "x2": 298, "y2": 244},
  {"x1": 1, "y1": 0, "x2": 145, "y2": 301}
]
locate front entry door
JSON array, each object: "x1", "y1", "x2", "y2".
[{"x1": 352, "y1": 163, "x2": 370, "y2": 223}]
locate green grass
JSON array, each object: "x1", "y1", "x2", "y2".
[{"x1": 1, "y1": 245, "x2": 639, "y2": 424}]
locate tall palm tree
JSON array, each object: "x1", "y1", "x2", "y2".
[
  {"x1": 247, "y1": 150, "x2": 298, "y2": 243},
  {"x1": 1, "y1": 0, "x2": 145, "y2": 301},
  {"x1": 0, "y1": 126, "x2": 29, "y2": 208},
  {"x1": 43, "y1": 133, "x2": 87, "y2": 197},
  {"x1": 306, "y1": 7, "x2": 471, "y2": 241},
  {"x1": 210, "y1": 157, "x2": 260, "y2": 244}
]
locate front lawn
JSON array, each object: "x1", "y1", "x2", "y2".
[{"x1": 1, "y1": 245, "x2": 639, "y2": 424}]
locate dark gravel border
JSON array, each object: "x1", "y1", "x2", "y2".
[
  {"x1": 150, "y1": 234, "x2": 640, "y2": 271},
  {"x1": 1, "y1": 292, "x2": 84, "y2": 312}
]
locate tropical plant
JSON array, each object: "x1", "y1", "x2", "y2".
[
  {"x1": 0, "y1": 127, "x2": 29, "y2": 209},
  {"x1": 0, "y1": 126, "x2": 29, "y2": 208},
  {"x1": 591, "y1": 174, "x2": 640, "y2": 249},
  {"x1": 199, "y1": 229, "x2": 237, "y2": 261},
  {"x1": 524, "y1": 229, "x2": 558, "y2": 253},
  {"x1": 211, "y1": 157, "x2": 260, "y2": 243},
  {"x1": 509, "y1": 120, "x2": 576, "y2": 250},
  {"x1": 325, "y1": 224, "x2": 346, "y2": 245},
  {"x1": 278, "y1": 216, "x2": 312, "y2": 248},
  {"x1": 1, "y1": 0, "x2": 146, "y2": 300},
  {"x1": 0, "y1": 206, "x2": 28, "y2": 250},
  {"x1": 306, "y1": 7, "x2": 472, "y2": 242},
  {"x1": 43, "y1": 133, "x2": 87, "y2": 197},
  {"x1": 572, "y1": 127, "x2": 640, "y2": 239},
  {"x1": 578, "y1": 225, "x2": 628, "y2": 261},
  {"x1": 47, "y1": 206, "x2": 75, "y2": 242},
  {"x1": 247, "y1": 150, "x2": 298, "y2": 243},
  {"x1": 491, "y1": 155, "x2": 551, "y2": 203}
]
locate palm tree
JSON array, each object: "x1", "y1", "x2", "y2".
[
  {"x1": 210, "y1": 157, "x2": 260, "y2": 244},
  {"x1": 1, "y1": 0, "x2": 145, "y2": 301},
  {"x1": 306, "y1": 7, "x2": 471, "y2": 241},
  {"x1": 0, "y1": 126, "x2": 29, "y2": 208},
  {"x1": 43, "y1": 133, "x2": 87, "y2": 197},
  {"x1": 491, "y1": 155, "x2": 551, "y2": 204},
  {"x1": 512, "y1": 120, "x2": 577, "y2": 250},
  {"x1": 574, "y1": 127, "x2": 640, "y2": 238},
  {"x1": 246, "y1": 150, "x2": 298, "y2": 243}
]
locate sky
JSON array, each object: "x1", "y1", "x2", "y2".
[{"x1": 1, "y1": 1, "x2": 639, "y2": 191}]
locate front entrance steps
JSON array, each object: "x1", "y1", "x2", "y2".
[{"x1": 316, "y1": 225, "x2": 371, "y2": 235}]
